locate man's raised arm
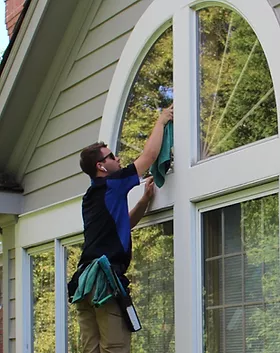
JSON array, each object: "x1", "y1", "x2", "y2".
[{"x1": 134, "y1": 105, "x2": 173, "y2": 177}]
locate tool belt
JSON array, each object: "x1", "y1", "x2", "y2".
[{"x1": 68, "y1": 255, "x2": 141, "y2": 332}]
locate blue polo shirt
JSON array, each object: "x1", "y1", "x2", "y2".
[{"x1": 78, "y1": 163, "x2": 140, "y2": 275}]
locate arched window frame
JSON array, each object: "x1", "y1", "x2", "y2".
[{"x1": 99, "y1": 1, "x2": 280, "y2": 352}]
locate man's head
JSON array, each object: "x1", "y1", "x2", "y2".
[{"x1": 80, "y1": 142, "x2": 121, "y2": 178}]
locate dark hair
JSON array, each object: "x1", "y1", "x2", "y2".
[{"x1": 80, "y1": 142, "x2": 107, "y2": 178}]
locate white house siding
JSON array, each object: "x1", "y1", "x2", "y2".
[
  {"x1": 8, "y1": 249, "x2": 15, "y2": 353},
  {"x1": 22, "y1": 0, "x2": 153, "y2": 213}
]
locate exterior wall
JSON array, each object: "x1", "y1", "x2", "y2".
[
  {"x1": 5, "y1": 0, "x2": 25, "y2": 38},
  {"x1": 21, "y1": 0, "x2": 153, "y2": 213}
]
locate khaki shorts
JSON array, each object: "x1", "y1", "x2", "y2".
[{"x1": 76, "y1": 294, "x2": 131, "y2": 353}]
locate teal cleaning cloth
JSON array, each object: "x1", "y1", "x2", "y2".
[
  {"x1": 72, "y1": 258, "x2": 112, "y2": 307},
  {"x1": 150, "y1": 121, "x2": 173, "y2": 188}
]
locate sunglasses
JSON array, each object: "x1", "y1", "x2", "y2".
[{"x1": 98, "y1": 152, "x2": 116, "y2": 162}]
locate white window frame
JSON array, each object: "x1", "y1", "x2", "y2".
[
  {"x1": 196, "y1": 181, "x2": 279, "y2": 353},
  {"x1": 99, "y1": 1, "x2": 280, "y2": 352},
  {"x1": 25, "y1": 243, "x2": 59, "y2": 353}
]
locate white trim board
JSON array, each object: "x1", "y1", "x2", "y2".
[
  {"x1": 16, "y1": 175, "x2": 175, "y2": 248},
  {"x1": 0, "y1": 192, "x2": 23, "y2": 215}
]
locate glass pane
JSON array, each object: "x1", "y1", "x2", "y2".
[
  {"x1": 32, "y1": 249, "x2": 55, "y2": 353},
  {"x1": 224, "y1": 204, "x2": 241, "y2": 254},
  {"x1": 128, "y1": 221, "x2": 174, "y2": 353},
  {"x1": 203, "y1": 194, "x2": 279, "y2": 353},
  {"x1": 204, "y1": 309, "x2": 224, "y2": 353},
  {"x1": 243, "y1": 195, "x2": 280, "y2": 301},
  {"x1": 0, "y1": 266, "x2": 3, "y2": 352},
  {"x1": 66, "y1": 243, "x2": 83, "y2": 353},
  {"x1": 198, "y1": 7, "x2": 277, "y2": 160},
  {"x1": 244, "y1": 257, "x2": 263, "y2": 302},
  {"x1": 264, "y1": 304, "x2": 280, "y2": 350},
  {"x1": 225, "y1": 307, "x2": 243, "y2": 353},
  {"x1": 245, "y1": 305, "x2": 264, "y2": 353},
  {"x1": 203, "y1": 209, "x2": 222, "y2": 258},
  {"x1": 118, "y1": 27, "x2": 173, "y2": 168},
  {"x1": 205, "y1": 259, "x2": 222, "y2": 307},
  {"x1": 224, "y1": 256, "x2": 242, "y2": 304}
]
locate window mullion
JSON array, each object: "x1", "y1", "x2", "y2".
[{"x1": 55, "y1": 239, "x2": 67, "y2": 353}]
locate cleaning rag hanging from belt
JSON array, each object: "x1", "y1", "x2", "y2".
[
  {"x1": 71, "y1": 255, "x2": 122, "y2": 307},
  {"x1": 150, "y1": 121, "x2": 173, "y2": 188},
  {"x1": 71, "y1": 255, "x2": 142, "y2": 331}
]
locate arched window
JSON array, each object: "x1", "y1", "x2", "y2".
[
  {"x1": 117, "y1": 27, "x2": 173, "y2": 167},
  {"x1": 198, "y1": 7, "x2": 277, "y2": 160}
]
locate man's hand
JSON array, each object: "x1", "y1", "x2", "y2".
[
  {"x1": 129, "y1": 176, "x2": 155, "y2": 229},
  {"x1": 158, "y1": 104, "x2": 173, "y2": 126},
  {"x1": 142, "y1": 176, "x2": 155, "y2": 203},
  {"x1": 134, "y1": 104, "x2": 174, "y2": 177}
]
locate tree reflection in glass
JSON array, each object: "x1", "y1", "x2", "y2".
[
  {"x1": 118, "y1": 27, "x2": 173, "y2": 168},
  {"x1": 198, "y1": 7, "x2": 277, "y2": 160},
  {"x1": 203, "y1": 194, "x2": 280, "y2": 353},
  {"x1": 66, "y1": 243, "x2": 83, "y2": 353},
  {"x1": 128, "y1": 221, "x2": 174, "y2": 353},
  {"x1": 32, "y1": 250, "x2": 55, "y2": 353}
]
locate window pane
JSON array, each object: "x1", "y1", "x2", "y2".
[
  {"x1": 224, "y1": 205, "x2": 241, "y2": 254},
  {"x1": 244, "y1": 257, "x2": 263, "y2": 302},
  {"x1": 204, "y1": 308, "x2": 224, "y2": 353},
  {"x1": 31, "y1": 250, "x2": 55, "y2": 353},
  {"x1": 198, "y1": 7, "x2": 277, "y2": 160},
  {"x1": 118, "y1": 27, "x2": 173, "y2": 168},
  {"x1": 224, "y1": 256, "x2": 242, "y2": 304},
  {"x1": 225, "y1": 307, "x2": 243, "y2": 352},
  {"x1": 66, "y1": 243, "x2": 83, "y2": 353},
  {"x1": 203, "y1": 194, "x2": 279, "y2": 353},
  {"x1": 205, "y1": 259, "x2": 222, "y2": 307},
  {"x1": 245, "y1": 305, "x2": 264, "y2": 353},
  {"x1": 128, "y1": 221, "x2": 174, "y2": 353},
  {"x1": 0, "y1": 266, "x2": 3, "y2": 353}
]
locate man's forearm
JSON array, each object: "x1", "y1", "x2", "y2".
[
  {"x1": 129, "y1": 196, "x2": 150, "y2": 229},
  {"x1": 142, "y1": 120, "x2": 165, "y2": 163}
]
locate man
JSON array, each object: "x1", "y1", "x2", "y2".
[{"x1": 72, "y1": 104, "x2": 173, "y2": 353}]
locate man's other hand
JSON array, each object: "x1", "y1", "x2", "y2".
[
  {"x1": 158, "y1": 104, "x2": 173, "y2": 126},
  {"x1": 143, "y1": 176, "x2": 155, "y2": 203}
]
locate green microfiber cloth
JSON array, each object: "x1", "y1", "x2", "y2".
[{"x1": 150, "y1": 121, "x2": 173, "y2": 188}]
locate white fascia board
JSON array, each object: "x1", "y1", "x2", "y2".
[{"x1": 0, "y1": 191, "x2": 23, "y2": 215}]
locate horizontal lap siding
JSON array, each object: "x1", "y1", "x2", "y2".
[
  {"x1": 9, "y1": 250, "x2": 15, "y2": 353},
  {"x1": 23, "y1": 0, "x2": 153, "y2": 212}
]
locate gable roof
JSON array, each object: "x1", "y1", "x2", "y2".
[{"x1": 0, "y1": 0, "x2": 79, "y2": 174}]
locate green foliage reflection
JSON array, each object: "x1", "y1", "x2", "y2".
[
  {"x1": 118, "y1": 27, "x2": 173, "y2": 167},
  {"x1": 32, "y1": 251, "x2": 55, "y2": 353},
  {"x1": 204, "y1": 195, "x2": 280, "y2": 352},
  {"x1": 199, "y1": 7, "x2": 277, "y2": 159},
  {"x1": 128, "y1": 221, "x2": 175, "y2": 353},
  {"x1": 67, "y1": 244, "x2": 83, "y2": 353}
]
